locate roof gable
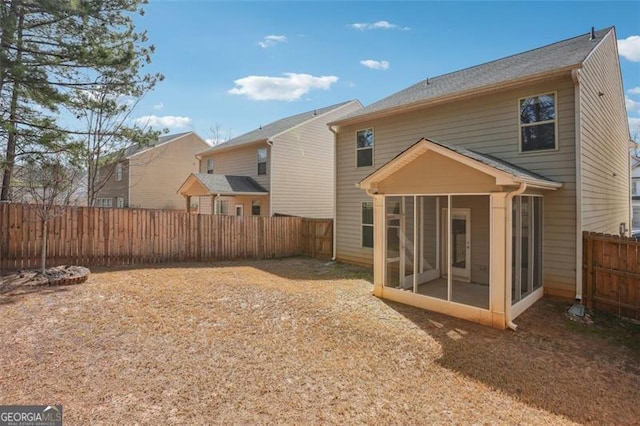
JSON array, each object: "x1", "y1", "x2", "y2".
[
  {"x1": 178, "y1": 173, "x2": 268, "y2": 196},
  {"x1": 334, "y1": 27, "x2": 613, "y2": 125},
  {"x1": 126, "y1": 131, "x2": 204, "y2": 159},
  {"x1": 359, "y1": 138, "x2": 562, "y2": 191}
]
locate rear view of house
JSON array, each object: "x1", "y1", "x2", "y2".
[
  {"x1": 330, "y1": 27, "x2": 630, "y2": 328},
  {"x1": 178, "y1": 100, "x2": 362, "y2": 218},
  {"x1": 96, "y1": 131, "x2": 209, "y2": 210}
]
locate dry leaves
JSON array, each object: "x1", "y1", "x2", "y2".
[{"x1": 0, "y1": 257, "x2": 638, "y2": 425}]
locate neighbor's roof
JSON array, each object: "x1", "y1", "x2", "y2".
[
  {"x1": 184, "y1": 173, "x2": 268, "y2": 195},
  {"x1": 359, "y1": 138, "x2": 562, "y2": 190},
  {"x1": 333, "y1": 27, "x2": 613, "y2": 125},
  {"x1": 199, "y1": 100, "x2": 360, "y2": 155},
  {"x1": 125, "y1": 131, "x2": 196, "y2": 158}
]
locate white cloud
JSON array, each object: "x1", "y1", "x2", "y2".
[
  {"x1": 618, "y1": 35, "x2": 640, "y2": 62},
  {"x1": 628, "y1": 87, "x2": 640, "y2": 95},
  {"x1": 228, "y1": 73, "x2": 339, "y2": 101},
  {"x1": 360, "y1": 59, "x2": 390, "y2": 70},
  {"x1": 153, "y1": 102, "x2": 164, "y2": 110},
  {"x1": 626, "y1": 96, "x2": 640, "y2": 113},
  {"x1": 258, "y1": 35, "x2": 287, "y2": 48},
  {"x1": 350, "y1": 20, "x2": 409, "y2": 31},
  {"x1": 134, "y1": 115, "x2": 192, "y2": 129}
]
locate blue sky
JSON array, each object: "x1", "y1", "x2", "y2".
[{"x1": 132, "y1": 1, "x2": 640, "y2": 142}]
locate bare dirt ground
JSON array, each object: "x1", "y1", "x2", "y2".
[{"x1": 0, "y1": 257, "x2": 638, "y2": 425}]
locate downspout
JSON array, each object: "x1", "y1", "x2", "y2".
[
  {"x1": 266, "y1": 139, "x2": 274, "y2": 216},
  {"x1": 572, "y1": 68, "x2": 583, "y2": 301},
  {"x1": 329, "y1": 125, "x2": 338, "y2": 260},
  {"x1": 505, "y1": 182, "x2": 527, "y2": 331}
]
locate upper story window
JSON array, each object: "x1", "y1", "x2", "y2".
[
  {"x1": 356, "y1": 128, "x2": 374, "y2": 167},
  {"x1": 519, "y1": 93, "x2": 557, "y2": 152},
  {"x1": 207, "y1": 158, "x2": 214, "y2": 174},
  {"x1": 115, "y1": 163, "x2": 123, "y2": 181},
  {"x1": 633, "y1": 179, "x2": 640, "y2": 196},
  {"x1": 257, "y1": 148, "x2": 267, "y2": 175}
]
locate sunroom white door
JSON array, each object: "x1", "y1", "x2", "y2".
[{"x1": 442, "y1": 208, "x2": 471, "y2": 281}]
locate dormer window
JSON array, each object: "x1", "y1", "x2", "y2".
[{"x1": 519, "y1": 93, "x2": 557, "y2": 152}]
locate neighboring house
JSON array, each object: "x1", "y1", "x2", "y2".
[
  {"x1": 632, "y1": 156, "x2": 640, "y2": 229},
  {"x1": 178, "y1": 100, "x2": 362, "y2": 218},
  {"x1": 328, "y1": 27, "x2": 630, "y2": 329},
  {"x1": 95, "y1": 131, "x2": 209, "y2": 210}
]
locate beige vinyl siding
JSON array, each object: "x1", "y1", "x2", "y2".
[
  {"x1": 336, "y1": 77, "x2": 577, "y2": 294},
  {"x1": 578, "y1": 31, "x2": 630, "y2": 233},
  {"x1": 95, "y1": 161, "x2": 129, "y2": 206},
  {"x1": 199, "y1": 143, "x2": 270, "y2": 191},
  {"x1": 199, "y1": 196, "x2": 212, "y2": 214},
  {"x1": 271, "y1": 101, "x2": 362, "y2": 218},
  {"x1": 129, "y1": 133, "x2": 208, "y2": 210}
]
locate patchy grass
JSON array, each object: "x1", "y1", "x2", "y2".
[{"x1": 0, "y1": 257, "x2": 638, "y2": 425}]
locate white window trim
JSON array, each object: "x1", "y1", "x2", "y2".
[
  {"x1": 518, "y1": 91, "x2": 558, "y2": 154},
  {"x1": 116, "y1": 197, "x2": 124, "y2": 208},
  {"x1": 216, "y1": 199, "x2": 228, "y2": 215},
  {"x1": 207, "y1": 158, "x2": 214, "y2": 174},
  {"x1": 361, "y1": 201, "x2": 374, "y2": 249},
  {"x1": 115, "y1": 163, "x2": 123, "y2": 181},
  {"x1": 251, "y1": 200, "x2": 261, "y2": 216},
  {"x1": 96, "y1": 198, "x2": 113, "y2": 208},
  {"x1": 257, "y1": 148, "x2": 267, "y2": 175},
  {"x1": 355, "y1": 128, "x2": 374, "y2": 168}
]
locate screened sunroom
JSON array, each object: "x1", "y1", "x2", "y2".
[{"x1": 360, "y1": 139, "x2": 561, "y2": 328}]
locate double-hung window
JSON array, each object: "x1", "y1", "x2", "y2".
[
  {"x1": 519, "y1": 93, "x2": 557, "y2": 152},
  {"x1": 356, "y1": 128, "x2": 374, "y2": 167},
  {"x1": 216, "y1": 199, "x2": 228, "y2": 215},
  {"x1": 115, "y1": 163, "x2": 123, "y2": 181},
  {"x1": 251, "y1": 200, "x2": 261, "y2": 216},
  {"x1": 257, "y1": 148, "x2": 267, "y2": 175},
  {"x1": 207, "y1": 158, "x2": 214, "y2": 174},
  {"x1": 96, "y1": 198, "x2": 112, "y2": 208},
  {"x1": 362, "y1": 201, "x2": 374, "y2": 248}
]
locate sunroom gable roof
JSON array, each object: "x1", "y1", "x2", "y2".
[{"x1": 358, "y1": 138, "x2": 562, "y2": 191}]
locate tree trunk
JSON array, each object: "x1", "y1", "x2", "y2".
[
  {"x1": 41, "y1": 219, "x2": 48, "y2": 274},
  {"x1": 0, "y1": 9, "x2": 23, "y2": 201}
]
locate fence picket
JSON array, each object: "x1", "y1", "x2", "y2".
[
  {"x1": 0, "y1": 203, "x2": 332, "y2": 272},
  {"x1": 583, "y1": 231, "x2": 640, "y2": 320}
]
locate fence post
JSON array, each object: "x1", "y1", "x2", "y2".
[{"x1": 585, "y1": 232, "x2": 594, "y2": 310}]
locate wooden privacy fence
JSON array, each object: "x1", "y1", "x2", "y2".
[
  {"x1": 0, "y1": 203, "x2": 333, "y2": 271},
  {"x1": 583, "y1": 231, "x2": 640, "y2": 320}
]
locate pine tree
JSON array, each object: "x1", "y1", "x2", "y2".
[{"x1": 0, "y1": 0, "x2": 161, "y2": 200}]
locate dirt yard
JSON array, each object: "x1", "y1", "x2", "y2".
[{"x1": 0, "y1": 257, "x2": 638, "y2": 425}]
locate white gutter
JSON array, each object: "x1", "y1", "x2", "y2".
[
  {"x1": 329, "y1": 125, "x2": 338, "y2": 260},
  {"x1": 505, "y1": 182, "x2": 528, "y2": 331},
  {"x1": 267, "y1": 139, "x2": 274, "y2": 216},
  {"x1": 572, "y1": 69, "x2": 583, "y2": 301}
]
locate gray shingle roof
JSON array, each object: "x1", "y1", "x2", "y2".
[
  {"x1": 200, "y1": 101, "x2": 357, "y2": 154},
  {"x1": 192, "y1": 173, "x2": 268, "y2": 194},
  {"x1": 335, "y1": 27, "x2": 613, "y2": 124},
  {"x1": 428, "y1": 140, "x2": 559, "y2": 185}
]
